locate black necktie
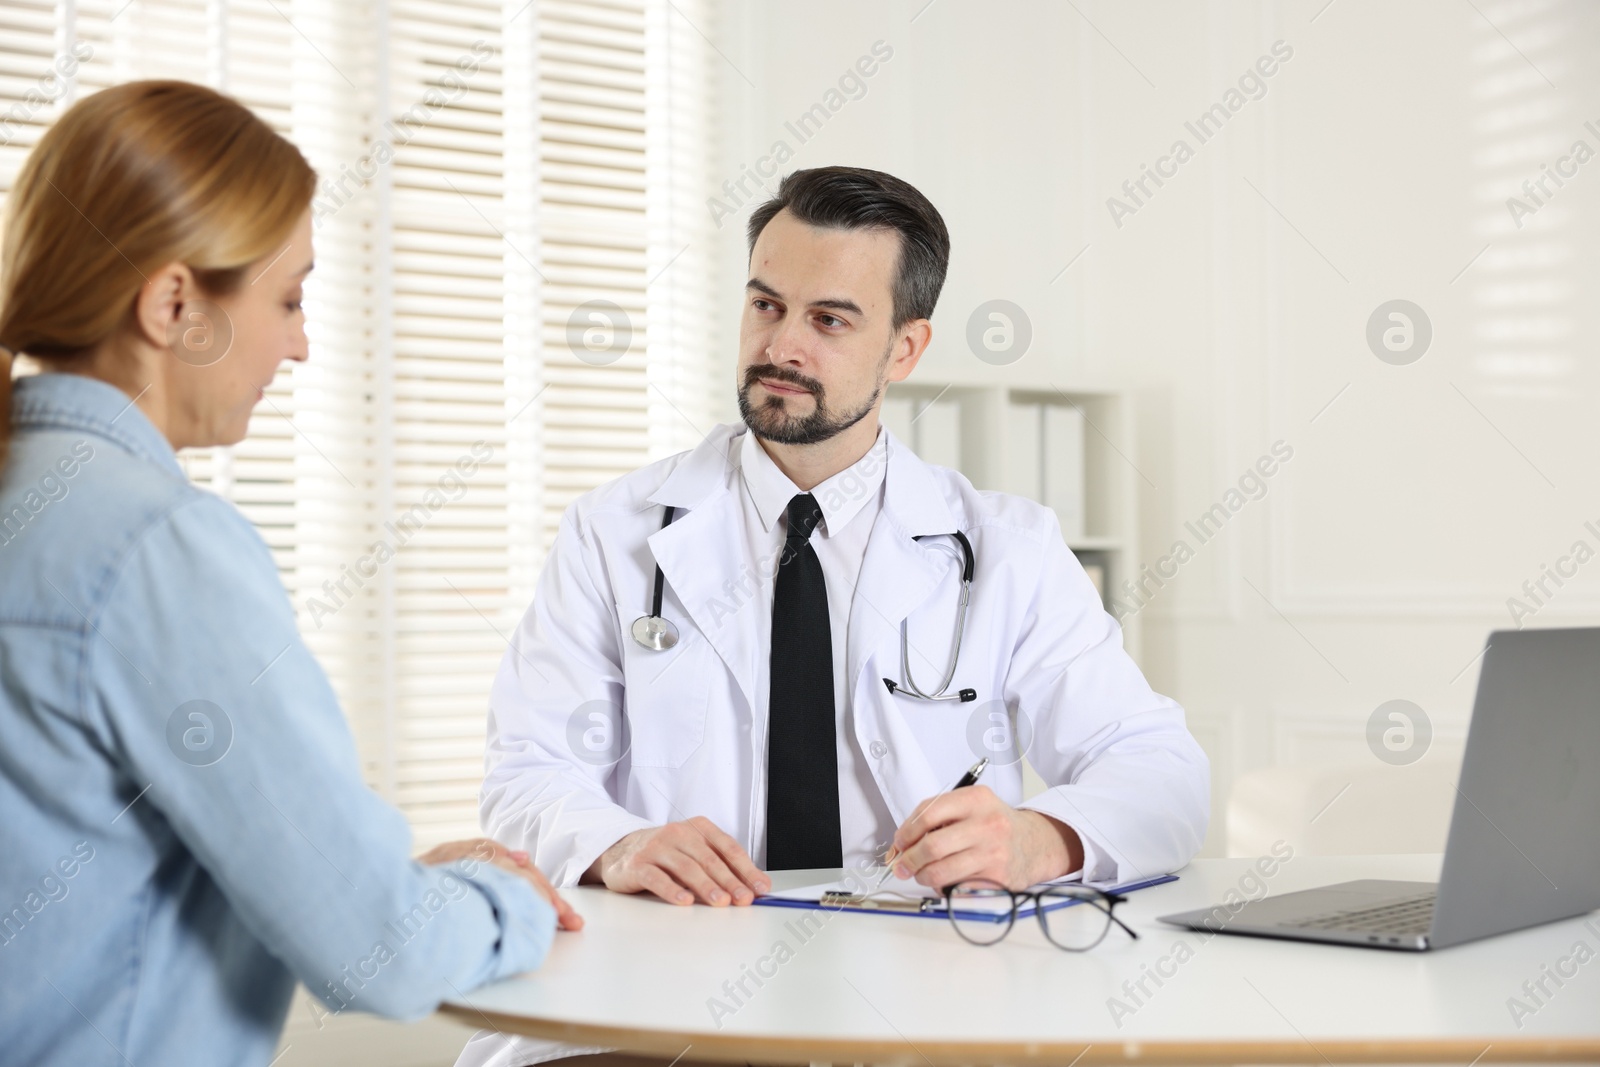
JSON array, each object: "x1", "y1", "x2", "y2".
[{"x1": 765, "y1": 492, "x2": 843, "y2": 870}]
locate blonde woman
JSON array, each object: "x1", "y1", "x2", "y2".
[{"x1": 0, "y1": 81, "x2": 578, "y2": 1067}]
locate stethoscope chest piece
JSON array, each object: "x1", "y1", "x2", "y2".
[
  {"x1": 635, "y1": 504, "x2": 681, "y2": 651},
  {"x1": 631, "y1": 613, "x2": 679, "y2": 651}
]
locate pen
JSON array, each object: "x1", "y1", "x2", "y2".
[{"x1": 875, "y1": 757, "x2": 988, "y2": 888}]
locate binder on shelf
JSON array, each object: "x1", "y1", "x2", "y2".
[
  {"x1": 913, "y1": 397, "x2": 962, "y2": 470},
  {"x1": 1043, "y1": 403, "x2": 1085, "y2": 541},
  {"x1": 880, "y1": 394, "x2": 960, "y2": 471},
  {"x1": 879, "y1": 395, "x2": 915, "y2": 448},
  {"x1": 1004, "y1": 402, "x2": 1042, "y2": 499},
  {"x1": 1004, "y1": 399, "x2": 1087, "y2": 541}
]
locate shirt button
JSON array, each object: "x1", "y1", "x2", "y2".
[{"x1": 869, "y1": 740, "x2": 888, "y2": 759}]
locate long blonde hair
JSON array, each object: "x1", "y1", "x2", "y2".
[{"x1": 0, "y1": 79, "x2": 316, "y2": 463}]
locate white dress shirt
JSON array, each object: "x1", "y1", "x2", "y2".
[{"x1": 734, "y1": 425, "x2": 897, "y2": 867}]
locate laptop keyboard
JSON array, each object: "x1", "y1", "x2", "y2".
[{"x1": 1282, "y1": 891, "x2": 1436, "y2": 936}]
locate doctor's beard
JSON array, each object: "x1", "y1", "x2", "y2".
[{"x1": 738, "y1": 347, "x2": 890, "y2": 447}]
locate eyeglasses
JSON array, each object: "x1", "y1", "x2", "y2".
[{"x1": 942, "y1": 879, "x2": 1139, "y2": 951}]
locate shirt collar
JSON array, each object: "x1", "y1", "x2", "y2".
[
  {"x1": 9, "y1": 373, "x2": 182, "y2": 475},
  {"x1": 737, "y1": 424, "x2": 888, "y2": 538}
]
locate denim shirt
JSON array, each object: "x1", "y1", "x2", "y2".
[{"x1": 0, "y1": 374, "x2": 554, "y2": 1067}]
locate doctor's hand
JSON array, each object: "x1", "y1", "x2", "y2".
[
  {"x1": 889, "y1": 786, "x2": 1085, "y2": 891},
  {"x1": 419, "y1": 837, "x2": 584, "y2": 931},
  {"x1": 585, "y1": 817, "x2": 772, "y2": 907}
]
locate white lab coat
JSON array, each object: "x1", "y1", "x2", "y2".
[{"x1": 453, "y1": 423, "x2": 1209, "y2": 1067}]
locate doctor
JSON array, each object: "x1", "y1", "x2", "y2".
[{"x1": 481, "y1": 166, "x2": 1208, "y2": 915}]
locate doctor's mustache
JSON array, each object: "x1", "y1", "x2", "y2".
[
  {"x1": 742, "y1": 365, "x2": 822, "y2": 397},
  {"x1": 739, "y1": 361, "x2": 881, "y2": 445}
]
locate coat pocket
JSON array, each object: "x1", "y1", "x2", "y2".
[{"x1": 621, "y1": 633, "x2": 713, "y2": 767}]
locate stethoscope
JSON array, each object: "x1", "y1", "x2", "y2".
[
  {"x1": 630, "y1": 505, "x2": 681, "y2": 651},
  {"x1": 881, "y1": 531, "x2": 978, "y2": 703},
  {"x1": 631, "y1": 505, "x2": 978, "y2": 704}
]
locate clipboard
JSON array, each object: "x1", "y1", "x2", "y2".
[{"x1": 752, "y1": 873, "x2": 1177, "y2": 921}]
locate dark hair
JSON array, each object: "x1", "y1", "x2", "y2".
[{"x1": 745, "y1": 166, "x2": 950, "y2": 331}]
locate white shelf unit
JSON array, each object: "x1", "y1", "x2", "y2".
[{"x1": 882, "y1": 382, "x2": 1142, "y2": 660}]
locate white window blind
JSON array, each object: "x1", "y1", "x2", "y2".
[{"x1": 0, "y1": 0, "x2": 720, "y2": 848}]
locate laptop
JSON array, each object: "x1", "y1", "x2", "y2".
[{"x1": 1160, "y1": 627, "x2": 1600, "y2": 951}]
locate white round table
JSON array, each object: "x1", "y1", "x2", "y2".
[{"x1": 442, "y1": 855, "x2": 1600, "y2": 1064}]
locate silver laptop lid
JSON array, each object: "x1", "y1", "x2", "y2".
[{"x1": 1431, "y1": 627, "x2": 1600, "y2": 948}]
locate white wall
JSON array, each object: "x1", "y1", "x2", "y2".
[{"x1": 710, "y1": 0, "x2": 1600, "y2": 855}]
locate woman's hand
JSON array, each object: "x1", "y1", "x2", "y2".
[{"x1": 419, "y1": 837, "x2": 584, "y2": 931}]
